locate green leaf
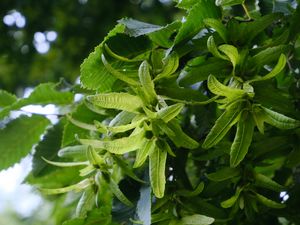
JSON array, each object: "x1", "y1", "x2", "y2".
[
  {"x1": 0, "y1": 115, "x2": 50, "y2": 171},
  {"x1": 113, "y1": 155, "x2": 144, "y2": 183},
  {"x1": 138, "y1": 60, "x2": 157, "y2": 103},
  {"x1": 0, "y1": 82, "x2": 74, "y2": 120},
  {"x1": 176, "y1": 182, "x2": 205, "y2": 197},
  {"x1": 202, "y1": 102, "x2": 242, "y2": 149},
  {"x1": 150, "y1": 49, "x2": 165, "y2": 73},
  {"x1": 254, "y1": 173, "x2": 285, "y2": 192},
  {"x1": 107, "y1": 115, "x2": 146, "y2": 133},
  {"x1": 80, "y1": 24, "x2": 124, "y2": 91},
  {"x1": 21, "y1": 82, "x2": 73, "y2": 104},
  {"x1": 207, "y1": 75, "x2": 245, "y2": 98},
  {"x1": 207, "y1": 36, "x2": 228, "y2": 60},
  {"x1": 230, "y1": 113, "x2": 255, "y2": 167},
  {"x1": 42, "y1": 157, "x2": 88, "y2": 167},
  {"x1": 251, "y1": 45, "x2": 289, "y2": 68},
  {"x1": 0, "y1": 90, "x2": 17, "y2": 107},
  {"x1": 104, "y1": 44, "x2": 139, "y2": 63},
  {"x1": 149, "y1": 21, "x2": 181, "y2": 48},
  {"x1": 76, "y1": 187, "x2": 96, "y2": 217},
  {"x1": 67, "y1": 114, "x2": 98, "y2": 131},
  {"x1": 32, "y1": 120, "x2": 64, "y2": 177},
  {"x1": 179, "y1": 214, "x2": 215, "y2": 225},
  {"x1": 152, "y1": 213, "x2": 173, "y2": 224},
  {"x1": 63, "y1": 207, "x2": 113, "y2": 225},
  {"x1": 261, "y1": 106, "x2": 300, "y2": 129},
  {"x1": 104, "y1": 34, "x2": 152, "y2": 61},
  {"x1": 58, "y1": 145, "x2": 88, "y2": 159},
  {"x1": 101, "y1": 54, "x2": 140, "y2": 86},
  {"x1": 159, "y1": 139, "x2": 176, "y2": 157},
  {"x1": 0, "y1": 108, "x2": 11, "y2": 121},
  {"x1": 93, "y1": 120, "x2": 108, "y2": 133},
  {"x1": 41, "y1": 178, "x2": 92, "y2": 195},
  {"x1": 245, "y1": 13, "x2": 282, "y2": 44},
  {"x1": 154, "y1": 52, "x2": 179, "y2": 80},
  {"x1": 109, "y1": 178, "x2": 133, "y2": 206},
  {"x1": 248, "y1": 54, "x2": 286, "y2": 83},
  {"x1": 157, "y1": 103, "x2": 184, "y2": 123},
  {"x1": 179, "y1": 58, "x2": 230, "y2": 86},
  {"x1": 118, "y1": 18, "x2": 161, "y2": 37},
  {"x1": 62, "y1": 102, "x2": 106, "y2": 147},
  {"x1": 182, "y1": 197, "x2": 227, "y2": 220},
  {"x1": 227, "y1": 13, "x2": 282, "y2": 46},
  {"x1": 252, "y1": 106, "x2": 265, "y2": 134},
  {"x1": 206, "y1": 167, "x2": 240, "y2": 182},
  {"x1": 270, "y1": 29, "x2": 290, "y2": 47},
  {"x1": 167, "y1": 119, "x2": 199, "y2": 149},
  {"x1": 253, "y1": 81, "x2": 294, "y2": 115},
  {"x1": 87, "y1": 208, "x2": 113, "y2": 225},
  {"x1": 87, "y1": 92, "x2": 144, "y2": 113},
  {"x1": 86, "y1": 146, "x2": 106, "y2": 167},
  {"x1": 80, "y1": 129, "x2": 146, "y2": 154},
  {"x1": 149, "y1": 143, "x2": 167, "y2": 198},
  {"x1": 109, "y1": 111, "x2": 136, "y2": 127},
  {"x1": 102, "y1": 42, "x2": 150, "y2": 65},
  {"x1": 134, "y1": 139, "x2": 156, "y2": 168},
  {"x1": 204, "y1": 19, "x2": 228, "y2": 42},
  {"x1": 80, "y1": 165, "x2": 95, "y2": 177},
  {"x1": 215, "y1": 0, "x2": 244, "y2": 7},
  {"x1": 157, "y1": 85, "x2": 208, "y2": 103},
  {"x1": 255, "y1": 193, "x2": 286, "y2": 209},
  {"x1": 174, "y1": 0, "x2": 220, "y2": 44},
  {"x1": 251, "y1": 135, "x2": 290, "y2": 158},
  {"x1": 152, "y1": 119, "x2": 175, "y2": 136},
  {"x1": 26, "y1": 167, "x2": 80, "y2": 189},
  {"x1": 63, "y1": 219, "x2": 84, "y2": 225},
  {"x1": 218, "y1": 44, "x2": 239, "y2": 68},
  {"x1": 193, "y1": 148, "x2": 225, "y2": 161},
  {"x1": 242, "y1": 83, "x2": 254, "y2": 97},
  {"x1": 221, "y1": 187, "x2": 243, "y2": 208}
]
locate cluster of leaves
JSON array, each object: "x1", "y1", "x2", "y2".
[{"x1": 1, "y1": 0, "x2": 300, "y2": 224}]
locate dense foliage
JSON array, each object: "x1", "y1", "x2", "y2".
[{"x1": 1, "y1": 0, "x2": 300, "y2": 224}]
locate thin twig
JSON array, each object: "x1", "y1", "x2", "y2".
[{"x1": 242, "y1": 3, "x2": 252, "y2": 21}]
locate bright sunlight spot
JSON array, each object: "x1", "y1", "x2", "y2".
[
  {"x1": 280, "y1": 191, "x2": 290, "y2": 203},
  {"x1": 46, "y1": 31, "x2": 57, "y2": 42},
  {"x1": 3, "y1": 10, "x2": 26, "y2": 28},
  {"x1": 33, "y1": 31, "x2": 57, "y2": 54}
]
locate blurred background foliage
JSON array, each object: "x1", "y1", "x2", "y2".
[{"x1": 0, "y1": 0, "x2": 178, "y2": 93}]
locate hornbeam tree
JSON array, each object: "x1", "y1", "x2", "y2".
[{"x1": 1, "y1": 0, "x2": 300, "y2": 224}]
